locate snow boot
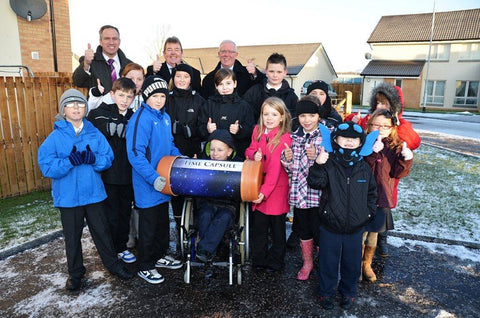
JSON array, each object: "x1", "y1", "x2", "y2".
[
  {"x1": 362, "y1": 245, "x2": 377, "y2": 282},
  {"x1": 376, "y1": 231, "x2": 389, "y2": 257},
  {"x1": 297, "y1": 239, "x2": 314, "y2": 280}
]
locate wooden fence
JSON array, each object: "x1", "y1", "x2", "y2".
[
  {"x1": 331, "y1": 83, "x2": 362, "y2": 105},
  {"x1": 0, "y1": 74, "x2": 86, "y2": 198}
]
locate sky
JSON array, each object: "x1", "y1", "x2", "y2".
[{"x1": 68, "y1": 0, "x2": 479, "y2": 73}]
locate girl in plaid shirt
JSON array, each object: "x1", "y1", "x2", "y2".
[{"x1": 281, "y1": 98, "x2": 324, "y2": 280}]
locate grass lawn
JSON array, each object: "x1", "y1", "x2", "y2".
[{"x1": 0, "y1": 144, "x2": 479, "y2": 251}]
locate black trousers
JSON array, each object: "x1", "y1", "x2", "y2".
[
  {"x1": 294, "y1": 207, "x2": 320, "y2": 241},
  {"x1": 104, "y1": 183, "x2": 134, "y2": 253},
  {"x1": 251, "y1": 210, "x2": 286, "y2": 271},
  {"x1": 137, "y1": 202, "x2": 169, "y2": 271},
  {"x1": 59, "y1": 201, "x2": 120, "y2": 279}
]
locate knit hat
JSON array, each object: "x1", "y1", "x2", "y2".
[
  {"x1": 332, "y1": 122, "x2": 366, "y2": 146},
  {"x1": 206, "y1": 129, "x2": 236, "y2": 159},
  {"x1": 141, "y1": 75, "x2": 169, "y2": 102},
  {"x1": 58, "y1": 88, "x2": 88, "y2": 115},
  {"x1": 306, "y1": 80, "x2": 329, "y2": 96},
  {"x1": 368, "y1": 83, "x2": 402, "y2": 115},
  {"x1": 331, "y1": 122, "x2": 366, "y2": 167},
  {"x1": 172, "y1": 63, "x2": 193, "y2": 79},
  {"x1": 296, "y1": 100, "x2": 319, "y2": 116}
]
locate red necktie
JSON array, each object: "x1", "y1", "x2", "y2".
[{"x1": 108, "y1": 59, "x2": 117, "y2": 83}]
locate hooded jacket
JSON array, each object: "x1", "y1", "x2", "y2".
[
  {"x1": 126, "y1": 102, "x2": 181, "y2": 209},
  {"x1": 73, "y1": 45, "x2": 133, "y2": 94},
  {"x1": 38, "y1": 119, "x2": 114, "y2": 208},
  {"x1": 146, "y1": 62, "x2": 202, "y2": 93},
  {"x1": 166, "y1": 87, "x2": 205, "y2": 157},
  {"x1": 199, "y1": 91, "x2": 255, "y2": 160},
  {"x1": 87, "y1": 102, "x2": 134, "y2": 185}
]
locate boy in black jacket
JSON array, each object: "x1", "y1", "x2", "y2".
[
  {"x1": 307, "y1": 122, "x2": 378, "y2": 310},
  {"x1": 243, "y1": 53, "x2": 298, "y2": 122},
  {"x1": 87, "y1": 77, "x2": 136, "y2": 264}
]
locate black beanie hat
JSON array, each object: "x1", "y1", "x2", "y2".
[
  {"x1": 307, "y1": 80, "x2": 329, "y2": 96},
  {"x1": 331, "y1": 122, "x2": 366, "y2": 145},
  {"x1": 141, "y1": 75, "x2": 169, "y2": 102},
  {"x1": 296, "y1": 100, "x2": 319, "y2": 116},
  {"x1": 208, "y1": 129, "x2": 236, "y2": 151},
  {"x1": 172, "y1": 63, "x2": 193, "y2": 79}
]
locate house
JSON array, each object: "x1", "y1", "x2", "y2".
[
  {"x1": 182, "y1": 43, "x2": 337, "y2": 96},
  {"x1": 361, "y1": 8, "x2": 480, "y2": 112},
  {"x1": 0, "y1": 0, "x2": 72, "y2": 76}
]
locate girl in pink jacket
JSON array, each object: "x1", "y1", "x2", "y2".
[{"x1": 245, "y1": 97, "x2": 292, "y2": 272}]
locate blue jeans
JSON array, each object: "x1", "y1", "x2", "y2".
[
  {"x1": 196, "y1": 203, "x2": 233, "y2": 254},
  {"x1": 317, "y1": 226, "x2": 363, "y2": 298}
]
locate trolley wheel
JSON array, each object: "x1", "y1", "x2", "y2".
[
  {"x1": 180, "y1": 199, "x2": 193, "y2": 256},
  {"x1": 184, "y1": 260, "x2": 191, "y2": 284}
]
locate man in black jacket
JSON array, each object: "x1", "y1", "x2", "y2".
[
  {"x1": 146, "y1": 36, "x2": 202, "y2": 93},
  {"x1": 73, "y1": 25, "x2": 133, "y2": 95},
  {"x1": 201, "y1": 40, "x2": 265, "y2": 99}
]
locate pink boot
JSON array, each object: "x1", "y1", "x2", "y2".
[{"x1": 297, "y1": 239, "x2": 314, "y2": 280}]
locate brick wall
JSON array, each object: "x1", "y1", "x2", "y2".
[{"x1": 17, "y1": 0, "x2": 71, "y2": 73}]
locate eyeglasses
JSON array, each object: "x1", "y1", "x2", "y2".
[
  {"x1": 65, "y1": 102, "x2": 86, "y2": 108},
  {"x1": 369, "y1": 123, "x2": 392, "y2": 130},
  {"x1": 219, "y1": 50, "x2": 237, "y2": 55}
]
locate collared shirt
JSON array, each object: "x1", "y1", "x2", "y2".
[
  {"x1": 102, "y1": 53, "x2": 120, "y2": 78},
  {"x1": 266, "y1": 83, "x2": 282, "y2": 91}
]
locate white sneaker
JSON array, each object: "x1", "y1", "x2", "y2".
[
  {"x1": 117, "y1": 250, "x2": 136, "y2": 263},
  {"x1": 155, "y1": 255, "x2": 182, "y2": 269},
  {"x1": 137, "y1": 269, "x2": 165, "y2": 284}
]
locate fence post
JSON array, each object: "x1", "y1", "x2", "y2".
[{"x1": 345, "y1": 91, "x2": 352, "y2": 116}]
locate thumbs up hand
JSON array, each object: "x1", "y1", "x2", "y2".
[
  {"x1": 315, "y1": 146, "x2": 329, "y2": 165},
  {"x1": 246, "y1": 58, "x2": 257, "y2": 75},
  {"x1": 306, "y1": 142, "x2": 316, "y2": 160},
  {"x1": 153, "y1": 54, "x2": 162, "y2": 73},
  {"x1": 372, "y1": 134, "x2": 384, "y2": 153},
  {"x1": 84, "y1": 43, "x2": 94, "y2": 70},
  {"x1": 283, "y1": 143, "x2": 293, "y2": 161},
  {"x1": 352, "y1": 109, "x2": 362, "y2": 123},
  {"x1": 207, "y1": 117, "x2": 217, "y2": 133},
  {"x1": 401, "y1": 142, "x2": 413, "y2": 160},
  {"x1": 230, "y1": 120, "x2": 240, "y2": 134},
  {"x1": 254, "y1": 148, "x2": 263, "y2": 162}
]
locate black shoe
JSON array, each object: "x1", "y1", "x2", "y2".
[
  {"x1": 341, "y1": 296, "x2": 355, "y2": 310},
  {"x1": 111, "y1": 265, "x2": 134, "y2": 280},
  {"x1": 319, "y1": 296, "x2": 334, "y2": 310},
  {"x1": 196, "y1": 249, "x2": 213, "y2": 263},
  {"x1": 376, "y1": 231, "x2": 389, "y2": 257},
  {"x1": 65, "y1": 276, "x2": 82, "y2": 291},
  {"x1": 286, "y1": 231, "x2": 300, "y2": 249}
]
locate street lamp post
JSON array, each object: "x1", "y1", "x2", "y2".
[{"x1": 422, "y1": 0, "x2": 436, "y2": 113}]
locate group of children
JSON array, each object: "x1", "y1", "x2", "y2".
[{"x1": 38, "y1": 48, "x2": 418, "y2": 310}]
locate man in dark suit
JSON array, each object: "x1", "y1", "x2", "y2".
[
  {"x1": 145, "y1": 36, "x2": 201, "y2": 93},
  {"x1": 201, "y1": 40, "x2": 265, "y2": 99},
  {"x1": 73, "y1": 25, "x2": 133, "y2": 94}
]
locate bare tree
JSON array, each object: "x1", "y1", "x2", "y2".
[{"x1": 144, "y1": 24, "x2": 171, "y2": 63}]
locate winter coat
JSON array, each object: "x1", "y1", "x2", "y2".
[
  {"x1": 38, "y1": 119, "x2": 114, "y2": 208},
  {"x1": 87, "y1": 102, "x2": 133, "y2": 185},
  {"x1": 307, "y1": 158, "x2": 377, "y2": 234},
  {"x1": 365, "y1": 137, "x2": 413, "y2": 208},
  {"x1": 166, "y1": 88, "x2": 205, "y2": 157},
  {"x1": 201, "y1": 60, "x2": 266, "y2": 99},
  {"x1": 245, "y1": 126, "x2": 292, "y2": 215},
  {"x1": 146, "y1": 62, "x2": 202, "y2": 93},
  {"x1": 199, "y1": 92, "x2": 255, "y2": 160},
  {"x1": 73, "y1": 45, "x2": 133, "y2": 93},
  {"x1": 126, "y1": 103, "x2": 181, "y2": 209},
  {"x1": 281, "y1": 128, "x2": 323, "y2": 209},
  {"x1": 243, "y1": 79, "x2": 298, "y2": 122}
]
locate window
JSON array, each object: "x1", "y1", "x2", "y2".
[
  {"x1": 394, "y1": 79, "x2": 403, "y2": 88},
  {"x1": 459, "y1": 43, "x2": 480, "y2": 60},
  {"x1": 425, "y1": 81, "x2": 445, "y2": 105},
  {"x1": 430, "y1": 44, "x2": 450, "y2": 60},
  {"x1": 455, "y1": 81, "x2": 479, "y2": 107}
]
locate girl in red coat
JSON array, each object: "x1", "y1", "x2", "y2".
[
  {"x1": 361, "y1": 109, "x2": 413, "y2": 282},
  {"x1": 245, "y1": 97, "x2": 292, "y2": 272}
]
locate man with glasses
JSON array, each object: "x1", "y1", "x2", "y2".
[
  {"x1": 146, "y1": 36, "x2": 202, "y2": 93},
  {"x1": 201, "y1": 40, "x2": 265, "y2": 99},
  {"x1": 73, "y1": 25, "x2": 133, "y2": 96}
]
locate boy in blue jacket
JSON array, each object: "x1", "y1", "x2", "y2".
[
  {"x1": 38, "y1": 89, "x2": 133, "y2": 291},
  {"x1": 126, "y1": 76, "x2": 183, "y2": 284}
]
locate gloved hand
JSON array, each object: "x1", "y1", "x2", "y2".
[
  {"x1": 107, "y1": 122, "x2": 117, "y2": 136},
  {"x1": 116, "y1": 123, "x2": 125, "y2": 138},
  {"x1": 81, "y1": 144, "x2": 96, "y2": 164},
  {"x1": 68, "y1": 146, "x2": 83, "y2": 166},
  {"x1": 182, "y1": 124, "x2": 192, "y2": 138},
  {"x1": 153, "y1": 176, "x2": 166, "y2": 192}
]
